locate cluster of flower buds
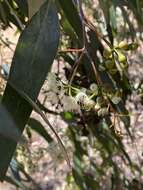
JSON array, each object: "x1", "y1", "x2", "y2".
[
  {"x1": 102, "y1": 41, "x2": 139, "y2": 75},
  {"x1": 46, "y1": 73, "x2": 122, "y2": 115}
]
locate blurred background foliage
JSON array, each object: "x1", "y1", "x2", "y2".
[{"x1": 0, "y1": 0, "x2": 143, "y2": 189}]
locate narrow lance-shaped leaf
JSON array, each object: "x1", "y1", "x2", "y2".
[
  {"x1": 28, "y1": 118, "x2": 53, "y2": 143},
  {"x1": 0, "y1": 0, "x2": 60, "y2": 181},
  {"x1": 58, "y1": 0, "x2": 83, "y2": 40}
]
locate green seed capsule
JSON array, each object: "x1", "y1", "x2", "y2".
[
  {"x1": 118, "y1": 41, "x2": 128, "y2": 50},
  {"x1": 120, "y1": 61, "x2": 128, "y2": 69},
  {"x1": 105, "y1": 60, "x2": 115, "y2": 69},
  {"x1": 117, "y1": 52, "x2": 127, "y2": 62},
  {"x1": 103, "y1": 48, "x2": 112, "y2": 58}
]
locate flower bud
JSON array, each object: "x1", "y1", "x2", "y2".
[
  {"x1": 103, "y1": 48, "x2": 112, "y2": 58},
  {"x1": 118, "y1": 41, "x2": 128, "y2": 50},
  {"x1": 120, "y1": 61, "x2": 128, "y2": 69},
  {"x1": 117, "y1": 52, "x2": 127, "y2": 63},
  {"x1": 94, "y1": 103, "x2": 100, "y2": 111},
  {"x1": 90, "y1": 83, "x2": 98, "y2": 95}
]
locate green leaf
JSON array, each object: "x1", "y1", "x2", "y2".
[
  {"x1": 28, "y1": 118, "x2": 53, "y2": 143},
  {"x1": 0, "y1": 0, "x2": 59, "y2": 181},
  {"x1": 0, "y1": 105, "x2": 21, "y2": 142},
  {"x1": 109, "y1": 4, "x2": 117, "y2": 32},
  {"x1": 58, "y1": 0, "x2": 83, "y2": 40}
]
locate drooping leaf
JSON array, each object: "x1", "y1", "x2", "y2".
[
  {"x1": 28, "y1": 118, "x2": 53, "y2": 143},
  {"x1": 58, "y1": 0, "x2": 83, "y2": 40},
  {"x1": 0, "y1": 0, "x2": 59, "y2": 180},
  {"x1": 109, "y1": 4, "x2": 117, "y2": 33}
]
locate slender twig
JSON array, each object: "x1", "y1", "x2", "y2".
[
  {"x1": 68, "y1": 0, "x2": 88, "y2": 92},
  {"x1": 75, "y1": 1, "x2": 130, "y2": 138},
  {"x1": 37, "y1": 100, "x2": 59, "y2": 115},
  {"x1": 85, "y1": 51, "x2": 102, "y2": 85},
  {"x1": 67, "y1": 0, "x2": 87, "y2": 92},
  {"x1": 7, "y1": 80, "x2": 71, "y2": 169},
  {"x1": 77, "y1": 0, "x2": 87, "y2": 48},
  {"x1": 68, "y1": 50, "x2": 85, "y2": 86},
  {"x1": 83, "y1": 16, "x2": 113, "y2": 49},
  {"x1": 58, "y1": 48, "x2": 84, "y2": 53}
]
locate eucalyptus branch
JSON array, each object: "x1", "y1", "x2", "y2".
[
  {"x1": 68, "y1": 50, "x2": 85, "y2": 95},
  {"x1": 68, "y1": 0, "x2": 86, "y2": 94},
  {"x1": 83, "y1": 16, "x2": 113, "y2": 49},
  {"x1": 75, "y1": 1, "x2": 128, "y2": 137},
  {"x1": 58, "y1": 48, "x2": 84, "y2": 53},
  {"x1": 76, "y1": 0, "x2": 87, "y2": 48}
]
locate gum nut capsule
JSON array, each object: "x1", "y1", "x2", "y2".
[
  {"x1": 118, "y1": 41, "x2": 128, "y2": 50},
  {"x1": 103, "y1": 48, "x2": 112, "y2": 58},
  {"x1": 117, "y1": 52, "x2": 127, "y2": 62},
  {"x1": 120, "y1": 61, "x2": 128, "y2": 69},
  {"x1": 105, "y1": 60, "x2": 115, "y2": 69}
]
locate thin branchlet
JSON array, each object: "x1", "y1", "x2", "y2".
[{"x1": 7, "y1": 80, "x2": 71, "y2": 169}]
